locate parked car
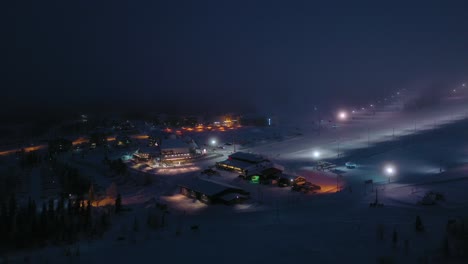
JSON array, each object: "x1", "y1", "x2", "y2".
[
  {"x1": 278, "y1": 177, "x2": 293, "y2": 187},
  {"x1": 292, "y1": 182, "x2": 321, "y2": 193},
  {"x1": 345, "y1": 162, "x2": 357, "y2": 169}
]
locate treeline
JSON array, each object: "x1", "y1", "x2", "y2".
[
  {"x1": 46, "y1": 162, "x2": 91, "y2": 196},
  {"x1": 0, "y1": 195, "x2": 113, "y2": 250},
  {"x1": 19, "y1": 150, "x2": 41, "y2": 168},
  {"x1": 105, "y1": 158, "x2": 127, "y2": 175},
  {"x1": 58, "y1": 165, "x2": 90, "y2": 196},
  {"x1": 0, "y1": 173, "x2": 18, "y2": 202}
]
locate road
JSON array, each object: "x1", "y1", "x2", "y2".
[{"x1": 0, "y1": 134, "x2": 149, "y2": 156}]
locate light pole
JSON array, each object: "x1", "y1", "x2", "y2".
[
  {"x1": 367, "y1": 127, "x2": 370, "y2": 147},
  {"x1": 338, "y1": 140, "x2": 340, "y2": 158},
  {"x1": 384, "y1": 164, "x2": 396, "y2": 183},
  {"x1": 336, "y1": 173, "x2": 342, "y2": 192},
  {"x1": 336, "y1": 110, "x2": 347, "y2": 157},
  {"x1": 210, "y1": 139, "x2": 217, "y2": 152},
  {"x1": 312, "y1": 150, "x2": 321, "y2": 171},
  {"x1": 337, "y1": 138, "x2": 341, "y2": 158}
]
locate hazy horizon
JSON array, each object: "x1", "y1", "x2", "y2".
[{"x1": 1, "y1": 0, "x2": 467, "y2": 121}]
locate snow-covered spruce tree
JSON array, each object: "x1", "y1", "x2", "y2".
[
  {"x1": 115, "y1": 194, "x2": 122, "y2": 213},
  {"x1": 415, "y1": 215, "x2": 424, "y2": 232}
]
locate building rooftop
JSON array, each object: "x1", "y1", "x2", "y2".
[
  {"x1": 178, "y1": 178, "x2": 245, "y2": 196},
  {"x1": 217, "y1": 159, "x2": 257, "y2": 171},
  {"x1": 228, "y1": 152, "x2": 267, "y2": 164},
  {"x1": 261, "y1": 167, "x2": 282, "y2": 176},
  {"x1": 136, "y1": 146, "x2": 159, "y2": 154},
  {"x1": 161, "y1": 139, "x2": 188, "y2": 150},
  {"x1": 219, "y1": 193, "x2": 248, "y2": 202}
]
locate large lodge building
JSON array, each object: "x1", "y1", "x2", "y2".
[
  {"x1": 216, "y1": 152, "x2": 271, "y2": 176},
  {"x1": 133, "y1": 138, "x2": 199, "y2": 162}
]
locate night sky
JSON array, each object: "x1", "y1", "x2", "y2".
[{"x1": 2, "y1": 0, "x2": 468, "y2": 119}]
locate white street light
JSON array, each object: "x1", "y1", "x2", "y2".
[
  {"x1": 313, "y1": 150, "x2": 321, "y2": 159},
  {"x1": 384, "y1": 164, "x2": 397, "y2": 182},
  {"x1": 211, "y1": 139, "x2": 217, "y2": 145},
  {"x1": 385, "y1": 166, "x2": 394, "y2": 175},
  {"x1": 338, "y1": 111, "x2": 347, "y2": 120}
]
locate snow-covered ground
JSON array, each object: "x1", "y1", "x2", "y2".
[{"x1": 4, "y1": 92, "x2": 468, "y2": 263}]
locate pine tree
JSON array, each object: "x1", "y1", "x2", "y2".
[
  {"x1": 85, "y1": 200, "x2": 91, "y2": 229},
  {"x1": 8, "y1": 194, "x2": 17, "y2": 218},
  {"x1": 47, "y1": 199, "x2": 55, "y2": 219},
  {"x1": 133, "y1": 216, "x2": 139, "y2": 232},
  {"x1": 404, "y1": 239, "x2": 409, "y2": 255},
  {"x1": 100, "y1": 213, "x2": 109, "y2": 229},
  {"x1": 40, "y1": 202, "x2": 47, "y2": 238},
  {"x1": 392, "y1": 229, "x2": 398, "y2": 248},
  {"x1": 27, "y1": 197, "x2": 33, "y2": 218},
  {"x1": 377, "y1": 224, "x2": 384, "y2": 241},
  {"x1": 67, "y1": 199, "x2": 73, "y2": 216},
  {"x1": 57, "y1": 197, "x2": 64, "y2": 214},
  {"x1": 1, "y1": 202, "x2": 8, "y2": 238},
  {"x1": 88, "y1": 184, "x2": 95, "y2": 204},
  {"x1": 415, "y1": 215, "x2": 424, "y2": 232},
  {"x1": 106, "y1": 182, "x2": 118, "y2": 199},
  {"x1": 74, "y1": 199, "x2": 81, "y2": 215},
  {"x1": 146, "y1": 212, "x2": 150, "y2": 226},
  {"x1": 115, "y1": 194, "x2": 122, "y2": 213},
  {"x1": 443, "y1": 236, "x2": 449, "y2": 257}
]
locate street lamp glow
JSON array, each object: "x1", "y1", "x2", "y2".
[
  {"x1": 384, "y1": 164, "x2": 396, "y2": 176},
  {"x1": 211, "y1": 139, "x2": 217, "y2": 145},
  {"x1": 338, "y1": 111, "x2": 347, "y2": 120},
  {"x1": 313, "y1": 150, "x2": 321, "y2": 159}
]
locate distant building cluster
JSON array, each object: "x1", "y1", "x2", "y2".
[{"x1": 133, "y1": 134, "x2": 199, "y2": 163}]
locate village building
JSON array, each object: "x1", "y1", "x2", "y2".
[
  {"x1": 216, "y1": 151, "x2": 272, "y2": 176},
  {"x1": 178, "y1": 178, "x2": 249, "y2": 205}
]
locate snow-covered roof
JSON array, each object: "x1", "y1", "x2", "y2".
[
  {"x1": 219, "y1": 193, "x2": 248, "y2": 202},
  {"x1": 261, "y1": 167, "x2": 282, "y2": 175},
  {"x1": 161, "y1": 139, "x2": 188, "y2": 150},
  {"x1": 217, "y1": 159, "x2": 256, "y2": 170},
  {"x1": 188, "y1": 141, "x2": 199, "y2": 149},
  {"x1": 178, "y1": 178, "x2": 244, "y2": 196},
  {"x1": 229, "y1": 152, "x2": 266, "y2": 163},
  {"x1": 137, "y1": 146, "x2": 159, "y2": 154}
]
